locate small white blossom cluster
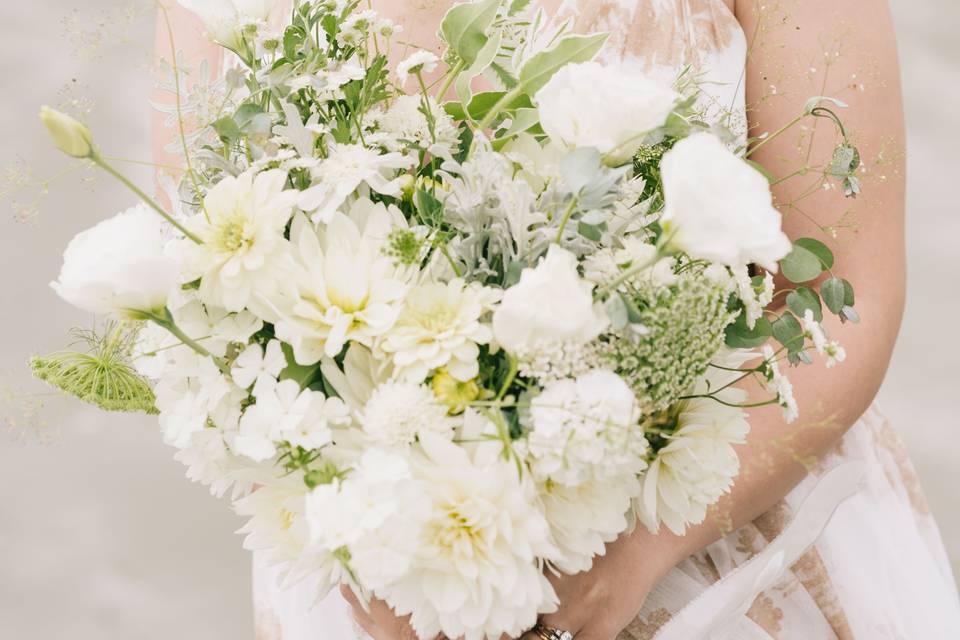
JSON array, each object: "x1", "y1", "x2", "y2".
[{"x1": 37, "y1": 0, "x2": 861, "y2": 636}]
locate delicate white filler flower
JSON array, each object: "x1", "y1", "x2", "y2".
[
  {"x1": 761, "y1": 344, "x2": 798, "y2": 423},
  {"x1": 659, "y1": 133, "x2": 792, "y2": 271},
  {"x1": 535, "y1": 61, "x2": 678, "y2": 165},
  {"x1": 51, "y1": 204, "x2": 177, "y2": 319},
  {"x1": 231, "y1": 339, "x2": 286, "y2": 391}
]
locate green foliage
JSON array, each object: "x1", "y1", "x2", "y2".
[
  {"x1": 725, "y1": 313, "x2": 772, "y2": 348},
  {"x1": 780, "y1": 238, "x2": 833, "y2": 283},
  {"x1": 440, "y1": 0, "x2": 503, "y2": 66},
  {"x1": 786, "y1": 286, "x2": 823, "y2": 322},
  {"x1": 517, "y1": 33, "x2": 608, "y2": 95}
]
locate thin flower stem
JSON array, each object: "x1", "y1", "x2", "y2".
[
  {"x1": 746, "y1": 112, "x2": 805, "y2": 158},
  {"x1": 92, "y1": 154, "x2": 202, "y2": 243},
  {"x1": 146, "y1": 309, "x2": 229, "y2": 373},
  {"x1": 596, "y1": 250, "x2": 664, "y2": 296},
  {"x1": 554, "y1": 197, "x2": 578, "y2": 243},
  {"x1": 495, "y1": 355, "x2": 519, "y2": 401},
  {"x1": 476, "y1": 85, "x2": 523, "y2": 132},
  {"x1": 435, "y1": 59, "x2": 466, "y2": 102}
]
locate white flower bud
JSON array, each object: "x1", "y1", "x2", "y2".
[{"x1": 39, "y1": 106, "x2": 93, "y2": 158}]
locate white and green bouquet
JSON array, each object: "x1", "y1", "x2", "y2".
[{"x1": 33, "y1": 0, "x2": 862, "y2": 637}]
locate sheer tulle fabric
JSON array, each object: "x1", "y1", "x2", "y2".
[{"x1": 252, "y1": 1, "x2": 960, "y2": 638}]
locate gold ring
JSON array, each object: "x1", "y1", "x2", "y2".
[{"x1": 533, "y1": 623, "x2": 574, "y2": 640}]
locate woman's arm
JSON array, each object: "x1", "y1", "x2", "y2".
[{"x1": 520, "y1": 1, "x2": 907, "y2": 639}]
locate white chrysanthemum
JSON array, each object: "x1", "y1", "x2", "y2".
[
  {"x1": 298, "y1": 143, "x2": 413, "y2": 222},
  {"x1": 637, "y1": 356, "x2": 751, "y2": 535},
  {"x1": 380, "y1": 279, "x2": 500, "y2": 383},
  {"x1": 538, "y1": 475, "x2": 638, "y2": 574},
  {"x1": 359, "y1": 382, "x2": 455, "y2": 446},
  {"x1": 396, "y1": 50, "x2": 439, "y2": 85},
  {"x1": 177, "y1": 169, "x2": 298, "y2": 312},
  {"x1": 523, "y1": 369, "x2": 649, "y2": 487},
  {"x1": 271, "y1": 199, "x2": 413, "y2": 364},
  {"x1": 235, "y1": 378, "x2": 349, "y2": 461},
  {"x1": 306, "y1": 450, "x2": 428, "y2": 591},
  {"x1": 368, "y1": 95, "x2": 460, "y2": 154},
  {"x1": 377, "y1": 433, "x2": 559, "y2": 640}
]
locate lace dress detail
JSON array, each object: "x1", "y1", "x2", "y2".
[{"x1": 252, "y1": 2, "x2": 960, "y2": 638}]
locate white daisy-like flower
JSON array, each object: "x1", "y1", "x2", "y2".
[
  {"x1": 298, "y1": 143, "x2": 414, "y2": 222},
  {"x1": 380, "y1": 278, "x2": 500, "y2": 383},
  {"x1": 761, "y1": 344, "x2": 798, "y2": 423},
  {"x1": 367, "y1": 95, "x2": 460, "y2": 154},
  {"x1": 377, "y1": 432, "x2": 560, "y2": 640},
  {"x1": 824, "y1": 341, "x2": 846, "y2": 368},
  {"x1": 176, "y1": 169, "x2": 298, "y2": 312},
  {"x1": 235, "y1": 378, "x2": 349, "y2": 461},
  {"x1": 231, "y1": 339, "x2": 286, "y2": 391},
  {"x1": 636, "y1": 354, "x2": 751, "y2": 535},
  {"x1": 270, "y1": 199, "x2": 414, "y2": 364},
  {"x1": 803, "y1": 309, "x2": 828, "y2": 353},
  {"x1": 538, "y1": 474, "x2": 638, "y2": 574},
  {"x1": 359, "y1": 381, "x2": 455, "y2": 446},
  {"x1": 396, "y1": 50, "x2": 439, "y2": 86},
  {"x1": 522, "y1": 369, "x2": 649, "y2": 487},
  {"x1": 582, "y1": 236, "x2": 677, "y2": 291}
]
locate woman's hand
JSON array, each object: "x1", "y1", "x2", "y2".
[{"x1": 339, "y1": 584, "x2": 421, "y2": 640}]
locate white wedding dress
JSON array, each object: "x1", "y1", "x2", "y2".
[{"x1": 249, "y1": 1, "x2": 960, "y2": 638}]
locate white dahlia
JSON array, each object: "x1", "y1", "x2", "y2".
[
  {"x1": 377, "y1": 433, "x2": 560, "y2": 640},
  {"x1": 380, "y1": 278, "x2": 500, "y2": 383},
  {"x1": 176, "y1": 169, "x2": 298, "y2": 312},
  {"x1": 523, "y1": 369, "x2": 649, "y2": 487},
  {"x1": 538, "y1": 475, "x2": 638, "y2": 574},
  {"x1": 272, "y1": 199, "x2": 413, "y2": 364},
  {"x1": 636, "y1": 356, "x2": 751, "y2": 535}
]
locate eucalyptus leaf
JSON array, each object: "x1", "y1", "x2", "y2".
[
  {"x1": 772, "y1": 312, "x2": 804, "y2": 353},
  {"x1": 842, "y1": 279, "x2": 855, "y2": 306},
  {"x1": 787, "y1": 287, "x2": 823, "y2": 322},
  {"x1": 517, "y1": 33, "x2": 607, "y2": 95},
  {"x1": 794, "y1": 237, "x2": 834, "y2": 269},
  {"x1": 725, "y1": 313, "x2": 772, "y2": 349},
  {"x1": 779, "y1": 244, "x2": 823, "y2": 283},
  {"x1": 821, "y1": 277, "x2": 846, "y2": 314}
]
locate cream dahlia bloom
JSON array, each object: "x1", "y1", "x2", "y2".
[
  {"x1": 272, "y1": 199, "x2": 413, "y2": 364},
  {"x1": 637, "y1": 354, "x2": 752, "y2": 535},
  {"x1": 378, "y1": 432, "x2": 560, "y2": 640},
  {"x1": 659, "y1": 133, "x2": 791, "y2": 271},
  {"x1": 177, "y1": 169, "x2": 298, "y2": 312},
  {"x1": 380, "y1": 278, "x2": 500, "y2": 383}
]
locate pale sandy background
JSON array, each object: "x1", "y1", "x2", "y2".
[{"x1": 1, "y1": 1, "x2": 958, "y2": 638}]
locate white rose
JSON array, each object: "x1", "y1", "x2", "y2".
[
  {"x1": 659, "y1": 133, "x2": 792, "y2": 271},
  {"x1": 178, "y1": 0, "x2": 279, "y2": 49},
  {"x1": 493, "y1": 245, "x2": 608, "y2": 354},
  {"x1": 51, "y1": 204, "x2": 177, "y2": 318},
  {"x1": 535, "y1": 61, "x2": 678, "y2": 166}
]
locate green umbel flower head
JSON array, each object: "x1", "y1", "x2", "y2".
[
  {"x1": 599, "y1": 272, "x2": 736, "y2": 413},
  {"x1": 30, "y1": 322, "x2": 158, "y2": 415}
]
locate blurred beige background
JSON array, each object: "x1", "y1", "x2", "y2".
[{"x1": 1, "y1": 1, "x2": 957, "y2": 638}]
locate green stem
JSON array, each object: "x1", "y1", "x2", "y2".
[
  {"x1": 435, "y1": 59, "x2": 466, "y2": 102},
  {"x1": 146, "y1": 309, "x2": 228, "y2": 373},
  {"x1": 476, "y1": 85, "x2": 523, "y2": 132},
  {"x1": 596, "y1": 249, "x2": 664, "y2": 296},
  {"x1": 554, "y1": 197, "x2": 578, "y2": 244},
  {"x1": 495, "y1": 355, "x2": 519, "y2": 401},
  {"x1": 746, "y1": 112, "x2": 805, "y2": 158},
  {"x1": 92, "y1": 154, "x2": 202, "y2": 243}
]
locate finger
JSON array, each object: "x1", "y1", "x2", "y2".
[{"x1": 339, "y1": 584, "x2": 377, "y2": 630}]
